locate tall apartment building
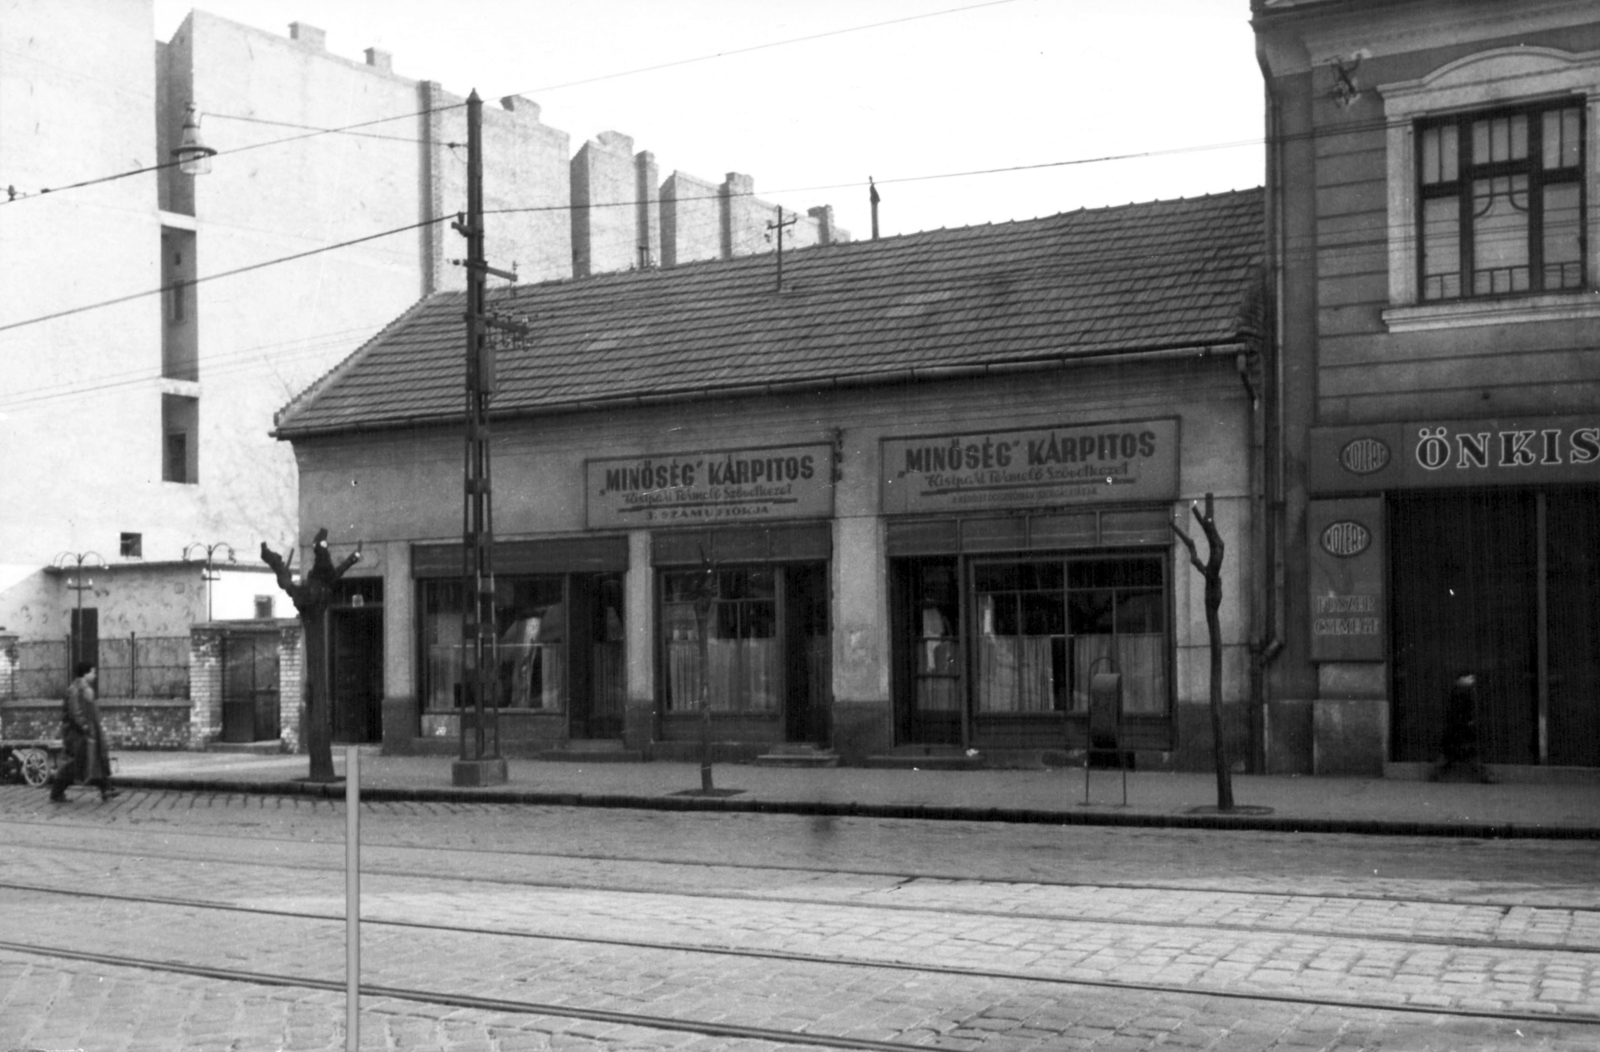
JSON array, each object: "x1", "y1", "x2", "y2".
[
  {"x1": 1254, "y1": 0, "x2": 1600, "y2": 774},
  {"x1": 0, "y1": 2, "x2": 843, "y2": 658}
]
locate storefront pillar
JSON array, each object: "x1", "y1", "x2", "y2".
[
  {"x1": 380, "y1": 542, "x2": 418, "y2": 752},
  {"x1": 622, "y1": 530, "x2": 655, "y2": 751},
  {"x1": 831, "y1": 514, "x2": 893, "y2": 763}
]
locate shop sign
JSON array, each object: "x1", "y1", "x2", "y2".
[
  {"x1": 1308, "y1": 497, "x2": 1385, "y2": 662},
  {"x1": 880, "y1": 418, "x2": 1179, "y2": 515},
  {"x1": 585, "y1": 443, "x2": 834, "y2": 528},
  {"x1": 1310, "y1": 414, "x2": 1600, "y2": 494}
]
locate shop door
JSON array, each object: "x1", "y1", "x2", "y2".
[
  {"x1": 568, "y1": 573, "x2": 626, "y2": 739},
  {"x1": 1391, "y1": 491, "x2": 1539, "y2": 764},
  {"x1": 891, "y1": 558, "x2": 963, "y2": 745},
  {"x1": 1543, "y1": 490, "x2": 1600, "y2": 766},
  {"x1": 784, "y1": 562, "x2": 831, "y2": 744},
  {"x1": 330, "y1": 609, "x2": 383, "y2": 744},
  {"x1": 221, "y1": 632, "x2": 279, "y2": 743}
]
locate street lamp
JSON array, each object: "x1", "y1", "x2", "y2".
[
  {"x1": 171, "y1": 102, "x2": 216, "y2": 176},
  {"x1": 52, "y1": 551, "x2": 107, "y2": 669},
  {"x1": 184, "y1": 541, "x2": 236, "y2": 622}
]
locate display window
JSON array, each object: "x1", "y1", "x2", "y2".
[
  {"x1": 418, "y1": 573, "x2": 625, "y2": 722},
  {"x1": 658, "y1": 562, "x2": 830, "y2": 727},
  {"x1": 893, "y1": 551, "x2": 1170, "y2": 746},
  {"x1": 972, "y1": 556, "x2": 1167, "y2": 715}
]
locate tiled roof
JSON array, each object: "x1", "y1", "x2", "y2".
[{"x1": 274, "y1": 188, "x2": 1263, "y2": 438}]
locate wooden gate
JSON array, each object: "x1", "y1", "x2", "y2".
[{"x1": 221, "y1": 630, "x2": 280, "y2": 743}]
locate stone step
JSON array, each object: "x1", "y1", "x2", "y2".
[{"x1": 753, "y1": 745, "x2": 839, "y2": 768}]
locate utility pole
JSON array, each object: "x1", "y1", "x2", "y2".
[
  {"x1": 767, "y1": 206, "x2": 798, "y2": 292},
  {"x1": 451, "y1": 90, "x2": 524, "y2": 788}
]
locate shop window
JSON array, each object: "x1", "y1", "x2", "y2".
[
  {"x1": 418, "y1": 573, "x2": 625, "y2": 714},
  {"x1": 660, "y1": 566, "x2": 779, "y2": 713},
  {"x1": 1378, "y1": 47, "x2": 1600, "y2": 332},
  {"x1": 973, "y1": 555, "x2": 1167, "y2": 716}
]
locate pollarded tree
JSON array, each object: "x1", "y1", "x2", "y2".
[{"x1": 261, "y1": 528, "x2": 361, "y2": 782}]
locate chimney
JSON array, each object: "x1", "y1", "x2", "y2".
[
  {"x1": 808, "y1": 205, "x2": 835, "y2": 245},
  {"x1": 289, "y1": 22, "x2": 326, "y2": 50},
  {"x1": 364, "y1": 47, "x2": 392, "y2": 73}
]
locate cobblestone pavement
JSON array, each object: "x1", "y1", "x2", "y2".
[{"x1": 1, "y1": 786, "x2": 1598, "y2": 1051}]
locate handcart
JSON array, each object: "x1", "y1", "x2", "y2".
[{"x1": 1, "y1": 739, "x2": 63, "y2": 787}]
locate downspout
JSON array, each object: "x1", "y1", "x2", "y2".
[{"x1": 1249, "y1": 48, "x2": 1288, "y2": 774}]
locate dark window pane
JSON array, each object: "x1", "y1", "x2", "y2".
[{"x1": 1021, "y1": 592, "x2": 1065, "y2": 635}]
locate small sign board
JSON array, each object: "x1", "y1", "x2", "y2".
[
  {"x1": 1307, "y1": 497, "x2": 1385, "y2": 662},
  {"x1": 585, "y1": 443, "x2": 834, "y2": 528},
  {"x1": 880, "y1": 418, "x2": 1179, "y2": 515}
]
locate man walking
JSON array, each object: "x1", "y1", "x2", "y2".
[{"x1": 48, "y1": 662, "x2": 118, "y2": 802}]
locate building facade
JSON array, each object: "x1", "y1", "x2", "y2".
[
  {"x1": 274, "y1": 192, "x2": 1267, "y2": 767},
  {"x1": 1, "y1": 2, "x2": 841, "y2": 688},
  {"x1": 1255, "y1": 0, "x2": 1600, "y2": 774}
]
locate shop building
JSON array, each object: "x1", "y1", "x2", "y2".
[
  {"x1": 273, "y1": 191, "x2": 1266, "y2": 766},
  {"x1": 1254, "y1": 0, "x2": 1600, "y2": 774}
]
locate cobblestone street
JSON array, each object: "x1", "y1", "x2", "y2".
[{"x1": 1, "y1": 785, "x2": 1597, "y2": 1050}]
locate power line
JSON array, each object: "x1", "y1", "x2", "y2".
[
  {"x1": 0, "y1": 215, "x2": 450, "y2": 335},
  {"x1": 496, "y1": 0, "x2": 1021, "y2": 99},
  {"x1": 3, "y1": 0, "x2": 1019, "y2": 205}
]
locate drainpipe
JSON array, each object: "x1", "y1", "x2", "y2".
[{"x1": 1248, "y1": 57, "x2": 1288, "y2": 774}]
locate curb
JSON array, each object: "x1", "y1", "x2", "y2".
[{"x1": 109, "y1": 776, "x2": 1600, "y2": 840}]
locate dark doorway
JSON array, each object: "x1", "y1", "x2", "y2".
[
  {"x1": 1542, "y1": 489, "x2": 1600, "y2": 766},
  {"x1": 1390, "y1": 490, "x2": 1539, "y2": 764},
  {"x1": 784, "y1": 562, "x2": 831, "y2": 745},
  {"x1": 69, "y1": 608, "x2": 98, "y2": 675},
  {"x1": 891, "y1": 558, "x2": 963, "y2": 745},
  {"x1": 221, "y1": 631, "x2": 280, "y2": 743},
  {"x1": 330, "y1": 608, "x2": 383, "y2": 744},
  {"x1": 568, "y1": 572, "x2": 626, "y2": 739}
]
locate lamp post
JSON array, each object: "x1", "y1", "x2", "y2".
[
  {"x1": 171, "y1": 102, "x2": 216, "y2": 175},
  {"x1": 184, "y1": 541, "x2": 236, "y2": 622},
  {"x1": 53, "y1": 551, "x2": 107, "y2": 670}
]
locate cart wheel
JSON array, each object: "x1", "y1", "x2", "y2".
[{"x1": 19, "y1": 748, "x2": 51, "y2": 788}]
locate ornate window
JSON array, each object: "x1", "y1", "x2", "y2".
[
  {"x1": 1379, "y1": 47, "x2": 1600, "y2": 332},
  {"x1": 1417, "y1": 101, "x2": 1584, "y2": 300}
]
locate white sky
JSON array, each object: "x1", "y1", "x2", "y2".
[{"x1": 153, "y1": 0, "x2": 1264, "y2": 242}]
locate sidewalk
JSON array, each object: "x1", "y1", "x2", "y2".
[{"x1": 101, "y1": 750, "x2": 1600, "y2": 839}]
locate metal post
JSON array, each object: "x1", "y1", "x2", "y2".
[
  {"x1": 345, "y1": 744, "x2": 360, "y2": 1050},
  {"x1": 453, "y1": 90, "x2": 507, "y2": 787}
]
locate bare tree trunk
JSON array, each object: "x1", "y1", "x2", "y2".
[
  {"x1": 302, "y1": 610, "x2": 335, "y2": 782},
  {"x1": 1173, "y1": 493, "x2": 1234, "y2": 812},
  {"x1": 696, "y1": 600, "x2": 713, "y2": 792},
  {"x1": 261, "y1": 529, "x2": 360, "y2": 784}
]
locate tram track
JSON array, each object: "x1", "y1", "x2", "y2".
[
  {"x1": 7, "y1": 802, "x2": 1600, "y2": 914},
  {"x1": 2, "y1": 886, "x2": 1596, "y2": 1030},
  {"x1": 3, "y1": 823, "x2": 1597, "y2": 957}
]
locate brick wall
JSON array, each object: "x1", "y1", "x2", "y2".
[
  {"x1": 279, "y1": 622, "x2": 304, "y2": 753},
  {"x1": 0, "y1": 635, "x2": 15, "y2": 699},
  {"x1": 2, "y1": 699, "x2": 192, "y2": 749},
  {"x1": 187, "y1": 625, "x2": 224, "y2": 746}
]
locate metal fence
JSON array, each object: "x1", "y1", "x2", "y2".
[{"x1": 5, "y1": 635, "x2": 190, "y2": 701}]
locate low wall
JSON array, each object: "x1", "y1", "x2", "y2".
[{"x1": 1, "y1": 697, "x2": 193, "y2": 750}]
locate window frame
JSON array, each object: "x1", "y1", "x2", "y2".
[
  {"x1": 1379, "y1": 46, "x2": 1600, "y2": 332},
  {"x1": 1414, "y1": 100, "x2": 1585, "y2": 302}
]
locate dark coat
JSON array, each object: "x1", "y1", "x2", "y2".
[{"x1": 60, "y1": 675, "x2": 110, "y2": 784}]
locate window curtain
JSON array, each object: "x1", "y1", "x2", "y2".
[
  {"x1": 592, "y1": 641, "x2": 625, "y2": 717},
  {"x1": 666, "y1": 637, "x2": 778, "y2": 712},
  {"x1": 977, "y1": 635, "x2": 1054, "y2": 712}
]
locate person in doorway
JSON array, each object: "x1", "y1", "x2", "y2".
[
  {"x1": 1431, "y1": 671, "x2": 1491, "y2": 783},
  {"x1": 48, "y1": 662, "x2": 118, "y2": 802}
]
